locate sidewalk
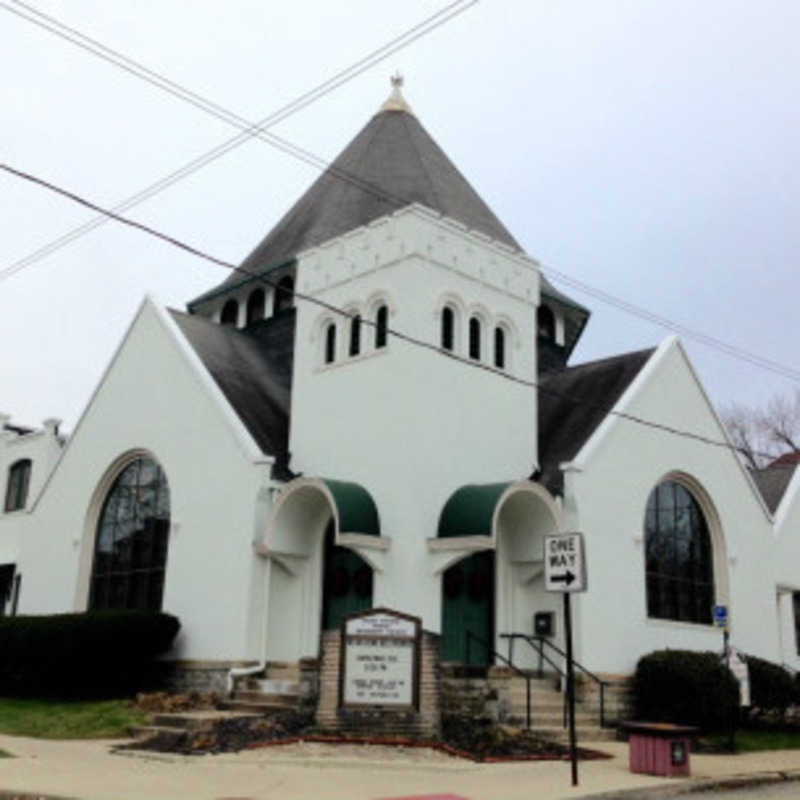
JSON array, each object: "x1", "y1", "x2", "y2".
[{"x1": 1, "y1": 735, "x2": 800, "y2": 800}]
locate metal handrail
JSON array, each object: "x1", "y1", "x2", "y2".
[
  {"x1": 499, "y1": 632, "x2": 609, "y2": 728},
  {"x1": 464, "y1": 629, "x2": 532, "y2": 729}
]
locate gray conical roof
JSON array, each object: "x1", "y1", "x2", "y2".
[{"x1": 197, "y1": 103, "x2": 521, "y2": 298}]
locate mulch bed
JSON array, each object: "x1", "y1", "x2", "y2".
[{"x1": 123, "y1": 710, "x2": 611, "y2": 763}]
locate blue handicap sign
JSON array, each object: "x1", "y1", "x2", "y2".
[{"x1": 713, "y1": 605, "x2": 728, "y2": 629}]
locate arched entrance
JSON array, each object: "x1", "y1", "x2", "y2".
[
  {"x1": 437, "y1": 481, "x2": 563, "y2": 668},
  {"x1": 441, "y1": 550, "x2": 494, "y2": 665},
  {"x1": 259, "y1": 477, "x2": 380, "y2": 661}
]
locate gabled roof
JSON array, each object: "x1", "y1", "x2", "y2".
[
  {"x1": 169, "y1": 309, "x2": 295, "y2": 459},
  {"x1": 537, "y1": 348, "x2": 655, "y2": 494},
  {"x1": 194, "y1": 96, "x2": 523, "y2": 301},
  {"x1": 751, "y1": 464, "x2": 798, "y2": 514}
]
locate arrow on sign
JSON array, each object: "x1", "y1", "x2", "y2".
[{"x1": 551, "y1": 571, "x2": 575, "y2": 586}]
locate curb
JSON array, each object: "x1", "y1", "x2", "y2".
[{"x1": 576, "y1": 769, "x2": 800, "y2": 799}]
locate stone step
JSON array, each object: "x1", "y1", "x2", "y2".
[{"x1": 148, "y1": 711, "x2": 255, "y2": 730}]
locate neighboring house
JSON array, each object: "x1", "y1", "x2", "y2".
[
  {"x1": 5, "y1": 81, "x2": 800, "y2": 690},
  {"x1": 0, "y1": 414, "x2": 64, "y2": 615}
]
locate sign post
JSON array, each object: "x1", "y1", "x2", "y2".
[{"x1": 544, "y1": 532, "x2": 588, "y2": 788}]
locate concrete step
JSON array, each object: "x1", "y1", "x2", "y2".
[
  {"x1": 524, "y1": 725, "x2": 618, "y2": 742},
  {"x1": 130, "y1": 725, "x2": 187, "y2": 747},
  {"x1": 233, "y1": 691, "x2": 299, "y2": 706},
  {"x1": 219, "y1": 699, "x2": 297, "y2": 714},
  {"x1": 251, "y1": 678, "x2": 299, "y2": 694}
]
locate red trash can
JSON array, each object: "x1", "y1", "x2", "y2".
[{"x1": 621, "y1": 722, "x2": 698, "y2": 777}]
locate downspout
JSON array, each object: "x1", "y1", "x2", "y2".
[{"x1": 226, "y1": 553, "x2": 271, "y2": 696}]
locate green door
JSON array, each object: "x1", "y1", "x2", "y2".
[
  {"x1": 441, "y1": 551, "x2": 494, "y2": 665},
  {"x1": 322, "y1": 524, "x2": 373, "y2": 630}
]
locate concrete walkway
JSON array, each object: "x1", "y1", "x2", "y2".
[{"x1": 1, "y1": 735, "x2": 800, "y2": 800}]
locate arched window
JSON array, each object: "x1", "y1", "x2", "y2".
[
  {"x1": 275, "y1": 276, "x2": 294, "y2": 313},
  {"x1": 375, "y1": 305, "x2": 388, "y2": 349},
  {"x1": 441, "y1": 307, "x2": 455, "y2": 351},
  {"x1": 349, "y1": 315, "x2": 361, "y2": 357},
  {"x1": 220, "y1": 299, "x2": 238, "y2": 327},
  {"x1": 469, "y1": 317, "x2": 481, "y2": 360},
  {"x1": 4, "y1": 459, "x2": 31, "y2": 512},
  {"x1": 89, "y1": 457, "x2": 170, "y2": 611},
  {"x1": 644, "y1": 481, "x2": 714, "y2": 624},
  {"x1": 325, "y1": 323, "x2": 336, "y2": 364},
  {"x1": 494, "y1": 327, "x2": 506, "y2": 369},
  {"x1": 537, "y1": 305, "x2": 555, "y2": 340},
  {"x1": 246, "y1": 289, "x2": 265, "y2": 325}
]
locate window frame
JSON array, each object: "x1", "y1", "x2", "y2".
[
  {"x1": 644, "y1": 480, "x2": 715, "y2": 625},
  {"x1": 4, "y1": 459, "x2": 32, "y2": 512},
  {"x1": 220, "y1": 299, "x2": 239, "y2": 327},
  {"x1": 88, "y1": 456, "x2": 171, "y2": 612}
]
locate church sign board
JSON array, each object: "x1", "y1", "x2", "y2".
[{"x1": 340, "y1": 608, "x2": 421, "y2": 709}]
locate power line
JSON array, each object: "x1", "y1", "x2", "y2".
[
  {"x1": 0, "y1": 159, "x2": 777, "y2": 463},
  {"x1": 541, "y1": 266, "x2": 800, "y2": 383},
  {"x1": 0, "y1": 0, "x2": 477, "y2": 282},
  {"x1": 4, "y1": 1, "x2": 800, "y2": 388}
]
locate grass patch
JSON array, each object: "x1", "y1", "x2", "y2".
[
  {"x1": 0, "y1": 748, "x2": 12, "y2": 757},
  {"x1": 702, "y1": 728, "x2": 800, "y2": 753},
  {"x1": 0, "y1": 698, "x2": 146, "y2": 740}
]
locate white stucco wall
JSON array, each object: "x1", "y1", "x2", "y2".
[
  {"x1": 565, "y1": 338, "x2": 777, "y2": 675},
  {"x1": 287, "y1": 207, "x2": 540, "y2": 634},
  {"x1": 14, "y1": 298, "x2": 273, "y2": 661}
]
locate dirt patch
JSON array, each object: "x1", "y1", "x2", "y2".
[{"x1": 123, "y1": 710, "x2": 611, "y2": 762}]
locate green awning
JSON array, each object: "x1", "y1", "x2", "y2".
[
  {"x1": 322, "y1": 478, "x2": 380, "y2": 537},
  {"x1": 437, "y1": 483, "x2": 513, "y2": 538}
]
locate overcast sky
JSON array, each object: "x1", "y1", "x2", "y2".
[{"x1": 1, "y1": 0, "x2": 798, "y2": 434}]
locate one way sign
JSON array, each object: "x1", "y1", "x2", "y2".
[{"x1": 544, "y1": 532, "x2": 587, "y2": 593}]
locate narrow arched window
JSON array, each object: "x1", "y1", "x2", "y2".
[
  {"x1": 4, "y1": 459, "x2": 32, "y2": 512},
  {"x1": 494, "y1": 327, "x2": 506, "y2": 369},
  {"x1": 89, "y1": 457, "x2": 170, "y2": 611},
  {"x1": 441, "y1": 307, "x2": 454, "y2": 351},
  {"x1": 375, "y1": 305, "x2": 388, "y2": 349},
  {"x1": 325, "y1": 323, "x2": 336, "y2": 364},
  {"x1": 469, "y1": 317, "x2": 481, "y2": 360},
  {"x1": 349, "y1": 314, "x2": 361, "y2": 357},
  {"x1": 220, "y1": 299, "x2": 238, "y2": 326},
  {"x1": 537, "y1": 305, "x2": 555, "y2": 340},
  {"x1": 644, "y1": 481, "x2": 714, "y2": 624},
  {"x1": 275, "y1": 276, "x2": 294, "y2": 313},
  {"x1": 246, "y1": 289, "x2": 265, "y2": 325}
]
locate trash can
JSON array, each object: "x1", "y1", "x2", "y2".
[{"x1": 621, "y1": 722, "x2": 698, "y2": 777}]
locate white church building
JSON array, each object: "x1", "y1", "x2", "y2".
[{"x1": 4, "y1": 82, "x2": 800, "y2": 694}]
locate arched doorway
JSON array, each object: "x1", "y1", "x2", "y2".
[
  {"x1": 441, "y1": 551, "x2": 494, "y2": 665},
  {"x1": 321, "y1": 521, "x2": 373, "y2": 630},
  {"x1": 259, "y1": 477, "x2": 381, "y2": 662}
]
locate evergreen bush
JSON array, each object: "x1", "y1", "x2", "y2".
[
  {"x1": 633, "y1": 649, "x2": 739, "y2": 732},
  {"x1": 745, "y1": 654, "x2": 797, "y2": 716},
  {"x1": 0, "y1": 610, "x2": 180, "y2": 698}
]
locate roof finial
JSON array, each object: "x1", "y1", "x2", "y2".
[{"x1": 379, "y1": 72, "x2": 413, "y2": 115}]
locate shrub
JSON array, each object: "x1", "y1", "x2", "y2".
[
  {"x1": 633, "y1": 649, "x2": 739, "y2": 732},
  {"x1": 746, "y1": 655, "x2": 797, "y2": 716},
  {"x1": 0, "y1": 610, "x2": 180, "y2": 699}
]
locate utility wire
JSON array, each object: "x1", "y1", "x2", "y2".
[
  {"x1": 0, "y1": 160, "x2": 778, "y2": 463},
  {"x1": 0, "y1": 0, "x2": 477, "y2": 282},
  {"x1": 4, "y1": 0, "x2": 800, "y2": 387}
]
